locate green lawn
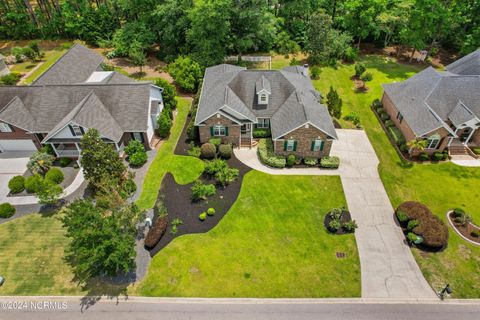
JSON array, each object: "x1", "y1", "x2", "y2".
[
  {"x1": 311, "y1": 55, "x2": 480, "y2": 298},
  {"x1": 135, "y1": 173, "x2": 360, "y2": 297},
  {"x1": 20, "y1": 49, "x2": 67, "y2": 85},
  {"x1": 136, "y1": 97, "x2": 204, "y2": 210}
]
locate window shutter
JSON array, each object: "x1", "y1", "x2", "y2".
[
  {"x1": 210, "y1": 127, "x2": 214, "y2": 136},
  {"x1": 225, "y1": 127, "x2": 229, "y2": 136},
  {"x1": 68, "y1": 125, "x2": 76, "y2": 136},
  {"x1": 283, "y1": 141, "x2": 287, "y2": 151},
  {"x1": 311, "y1": 141, "x2": 315, "y2": 151},
  {"x1": 293, "y1": 141, "x2": 297, "y2": 151},
  {"x1": 320, "y1": 140, "x2": 325, "y2": 151},
  {"x1": 80, "y1": 126, "x2": 85, "y2": 135}
]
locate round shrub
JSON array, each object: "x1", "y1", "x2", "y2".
[
  {"x1": 8, "y1": 175, "x2": 25, "y2": 194},
  {"x1": 218, "y1": 144, "x2": 232, "y2": 159},
  {"x1": 129, "y1": 151, "x2": 148, "y2": 166},
  {"x1": 45, "y1": 168, "x2": 64, "y2": 184},
  {"x1": 304, "y1": 157, "x2": 318, "y2": 166},
  {"x1": 432, "y1": 152, "x2": 444, "y2": 161},
  {"x1": 384, "y1": 120, "x2": 394, "y2": 127},
  {"x1": 399, "y1": 143, "x2": 409, "y2": 153},
  {"x1": 453, "y1": 208, "x2": 465, "y2": 217},
  {"x1": 286, "y1": 154, "x2": 296, "y2": 167},
  {"x1": 380, "y1": 112, "x2": 390, "y2": 121},
  {"x1": 418, "y1": 153, "x2": 430, "y2": 161},
  {"x1": 200, "y1": 143, "x2": 216, "y2": 159},
  {"x1": 199, "y1": 212, "x2": 207, "y2": 221},
  {"x1": 207, "y1": 208, "x2": 215, "y2": 216},
  {"x1": 0, "y1": 203, "x2": 15, "y2": 218},
  {"x1": 59, "y1": 157, "x2": 72, "y2": 167},
  {"x1": 25, "y1": 174, "x2": 43, "y2": 193},
  {"x1": 396, "y1": 209, "x2": 409, "y2": 223},
  {"x1": 471, "y1": 230, "x2": 480, "y2": 238},
  {"x1": 407, "y1": 219, "x2": 419, "y2": 231}
]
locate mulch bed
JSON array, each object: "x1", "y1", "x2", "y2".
[
  {"x1": 174, "y1": 115, "x2": 197, "y2": 156},
  {"x1": 148, "y1": 155, "x2": 252, "y2": 256},
  {"x1": 323, "y1": 210, "x2": 353, "y2": 235},
  {"x1": 448, "y1": 211, "x2": 480, "y2": 245}
]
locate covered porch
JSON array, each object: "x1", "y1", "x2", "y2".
[{"x1": 48, "y1": 141, "x2": 122, "y2": 158}]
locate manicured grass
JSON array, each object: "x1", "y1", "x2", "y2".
[
  {"x1": 21, "y1": 49, "x2": 66, "y2": 85},
  {"x1": 0, "y1": 213, "x2": 82, "y2": 295},
  {"x1": 135, "y1": 173, "x2": 360, "y2": 297},
  {"x1": 136, "y1": 97, "x2": 204, "y2": 210},
  {"x1": 312, "y1": 55, "x2": 480, "y2": 298}
]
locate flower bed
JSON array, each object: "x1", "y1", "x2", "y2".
[{"x1": 447, "y1": 209, "x2": 480, "y2": 245}]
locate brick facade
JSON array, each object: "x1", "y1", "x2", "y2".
[
  {"x1": 119, "y1": 132, "x2": 151, "y2": 150},
  {"x1": 198, "y1": 114, "x2": 241, "y2": 146},
  {"x1": 0, "y1": 123, "x2": 42, "y2": 150},
  {"x1": 273, "y1": 125, "x2": 332, "y2": 158}
]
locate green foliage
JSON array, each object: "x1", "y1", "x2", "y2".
[
  {"x1": 396, "y1": 209, "x2": 409, "y2": 223},
  {"x1": 360, "y1": 72, "x2": 373, "y2": 86},
  {"x1": 354, "y1": 63, "x2": 366, "y2": 78},
  {"x1": 407, "y1": 232, "x2": 419, "y2": 243},
  {"x1": 471, "y1": 230, "x2": 480, "y2": 238},
  {"x1": 40, "y1": 144, "x2": 55, "y2": 156},
  {"x1": 59, "y1": 157, "x2": 72, "y2": 167},
  {"x1": 209, "y1": 138, "x2": 222, "y2": 148},
  {"x1": 168, "y1": 56, "x2": 202, "y2": 92},
  {"x1": 25, "y1": 174, "x2": 43, "y2": 193},
  {"x1": 157, "y1": 108, "x2": 173, "y2": 138},
  {"x1": 36, "y1": 179, "x2": 63, "y2": 205},
  {"x1": 8, "y1": 175, "x2": 25, "y2": 194},
  {"x1": 388, "y1": 127, "x2": 405, "y2": 146},
  {"x1": 327, "y1": 208, "x2": 343, "y2": 220},
  {"x1": 186, "y1": 120, "x2": 198, "y2": 141},
  {"x1": 0, "y1": 73, "x2": 21, "y2": 85},
  {"x1": 203, "y1": 159, "x2": 227, "y2": 175},
  {"x1": 328, "y1": 219, "x2": 341, "y2": 232},
  {"x1": 215, "y1": 167, "x2": 239, "y2": 187},
  {"x1": 125, "y1": 140, "x2": 145, "y2": 156},
  {"x1": 310, "y1": 66, "x2": 321, "y2": 80},
  {"x1": 252, "y1": 128, "x2": 271, "y2": 138},
  {"x1": 326, "y1": 86, "x2": 342, "y2": 119},
  {"x1": 45, "y1": 168, "x2": 64, "y2": 184},
  {"x1": 128, "y1": 41, "x2": 147, "y2": 73},
  {"x1": 342, "y1": 220, "x2": 358, "y2": 233},
  {"x1": 199, "y1": 212, "x2": 207, "y2": 221},
  {"x1": 0, "y1": 203, "x2": 15, "y2": 218},
  {"x1": 191, "y1": 180, "x2": 216, "y2": 201},
  {"x1": 286, "y1": 154, "x2": 296, "y2": 167},
  {"x1": 257, "y1": 139, "x2": 286, "y2": 168},
  {"x1": 371, "y1": 99, "x2": 383, "y2": 109},
  {"x1": 304, "y1": 157, "x2": 318, "y2": 166},
  {"x1": 320, "y1": 156, "x2": 340, "y2": 169},
  {"x1": 218, "y1": 144, "x2": 232, "y2": 159},
  {"x1": 113, "y1": 20, "x2": 154, "y2": 57},
  {"x1": 418, "y1": 153, "x2": 430, "y2": 161},
  {"x1": 154, "y1": 78, "x2": 177, "y2": 110},
  {"x1": 407, "y1": 219, "x2": 419, "y2": 231},
  {"x1": 187, "y1": 143, "x2": 201, "y2": 158},
  {"x1": 129, "y1": 151, "x2": 148, "y2": 167},
  {"x1": 344, "y1": 112, "x2": 361, "y2": 126},
  {"x1": 207, "y1": 208, "x2": 215, "y2": 216},
  {"x1": 384, "y1": 120, "x2": 394, "y2": 127},
  {"x1": 275, "y1": 31, "x2": 300, "y2": 56},
  {"x1": 432, "y1": 152, "x2": 444, "y2": 161},
  {"x1": 343, "y1": 47, "x2": 358, "y2": 62},
  {"x1": 200, "y1": 143, "x2": 216, "y2": 159}
]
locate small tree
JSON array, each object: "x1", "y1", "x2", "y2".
[
  {"x1": 36, "y1": 179, "x2": 63, "y2": 205},
  {"x1": 310, "y1": 66, "x2": 321, "y2": 80},
  {"x1": 157, "y1": 109, "x2": 172, "y2": 138},
  {"x1": 407, "y1": 139, "x2": 428, "y2": 154},
  {"x1": 360, "y1": 72, "x2": 373, "y2": 89},
  {"x1": 354, "y1": 62, "x2": 366, "y2": 78},
  {"x1": 28, "y1": 41, "x2": 41, "y2": 57},
  {"x1": 168, "y1": 56, "x2": 202, "y2": 92},
  {"x1": 326, "y1": 86, "x2": 342, "y2": 119},
  {"x1": 27, "y1": 151, "x2": 55, "y2": 175},
  {"x1": 128, "y1": 42, "x2": 147, "y2": 74},
  {"x1": 154, "y1": 78, "x2": 177, "y2": 110}
]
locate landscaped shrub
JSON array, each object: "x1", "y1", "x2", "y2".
[
  {"x1": 45, "y1": 168, "x2": 64, "y2": 184},
  {"x1": 40, "y1": 144, "x2": 56, "y2": 156},
  {"x1": 407, "y1": 232, "x2": 421, "y2": 243},
  {"x1": 453, "y1": 208, "x2": 465, "y2": 217},
  {"x1": 328, "y1": 219, "x2": 342, "y2": 232},
  {"x1": 144, "y1": 216, "x2": 168, "y2": 249},
  {"x1": 200, "y1": 143, "x2": 216, "y2": 159},
  {"x1": 286, "y1": 154, "x2": 296, "y2": 167},
  {"x1": 396, "y1": 201, "x2": 449, "y2": 249},
  {"x1": 387, "y1": 126, "x2": 405, "y2": 146},
  {"x1": 207, "y1": 208, "x2": 215, "y2": 216},
  {"x1": 471, "y1": 230, "x2": 480, "y2": 238},
  {"x1": 215, "y1": 167, "x2": 239, "y2": 187},
  {"x1": 407, "y1": 219, "x2": 419, "y2": 231},
  {"x1": 187, "y1": 145, "x2": 201, "y2": 158},
  {"x1": 0, "y1": 72, "x2": 21, "y2": 85},
  {"x1": 209, "y1": 138, "x2": 222, "y2": 149},
  {"x1": 304, "y1": 157, "x2": 318, "y2": 166},
  {"x1": 343, "y1": 112, "x2": 361, "y2": 126},
  {"x1": 129, "y1": 151, "x2": 148, "y2": 166},
  {"x1": 418, "y1": 152, "x2": 430, "y2": 161},
  {"x1": 199, "y1": 212, "x2": 207, "y2": 221},
  {"x1": 473, "y1": 148, "x2": 480, "y2": 155},
  {"x1": 342, "y1": 220, "x2": 358, "y2": 233},
  {"x1": 8, "y1": 176, "x2": 25, "y2": 194},
  {"x1": 384, "y1": 120, "x2": 394, "y2": 127},
  {"x1": 327, "y1": 208, "x2": 343, "y2": 220},
  {"x1": 257, "y1": 139, "x2": 286, "y2": 168},
  {"x1": 191, "y1": 180, "x2": 216, "y2": 201},
  {"x1": 0, "y1": 203, "x2": 15, "y2": 218},
  {"x1": 343, "y1": 46, "x2": 358, "y2": 62},
  {"x1": 157, "y1": 109, "x2": 172, "y2": 138},
  {"x1": 400, "y1": 143, "x2": 409, "y2": 153},
  {"x1": 320, "y1": 156, "x2": 340, "y2": 168},
  {"x1": 371, "y1": 99, "x2": 383, "y2": 109},
  {"x1": 204, "y1": 159, "x2": 227, "y2": 175},
  {"x1": 396, "y1": 209, "x2": 409, "y2": 223},
  {"x1": 59, "y1": 157, "x2": 72, "y2": 167},
  {"x1": 25, "y1": 174, "x2": 43, "y2": 193},
  {"x1": 380, "y1": 112, "x2": 390, "y2": 121},
  {"x1": 442, "y1": 151, "x2": 449, "y2": 160},
  {"x1": 432, "y1": 152, "x2": 444, "y2": 161},
  {"x1": 124, "y1": 140, "x2": 145, "y2": 156},
  {"x1": 218, "y1": 144, "x2": 232, "y2": 159},
  {"x1": 186, "y1": 120, "x2": 198, "y2": 141},
  {"x1": 252, "y1": 128, "x2": 271, "y2": 138},
  {"x1": 27, "y1": 151, "x2": 55, "y2": 175}
]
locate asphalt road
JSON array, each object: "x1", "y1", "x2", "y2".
[{"x1": 1, "y1": 298, "x2": 480, "y2": 320}]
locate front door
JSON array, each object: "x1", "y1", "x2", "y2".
[
  {"x1": 460, "y1": 128, "x2": 472, "y2": 142},
  {"x1": 241, "y1": 124, "x2": 251, "y2": 136}
]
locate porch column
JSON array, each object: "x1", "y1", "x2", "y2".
[
  {"x1": 50, "y1": 143, "x2": 59, "y2": 157},
  {"x1": 464, "y1": 128, "x2": 476, "y2": 145}
]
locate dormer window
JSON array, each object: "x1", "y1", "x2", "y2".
[
  {"x1": 256, "y1": 75, "x2": 271, "y2": 106},
  {"x1": 69, "y1": 124, "x2": 84, "y2": 136},
  {"x1": 259, "y1": 93, "x2": 268, "y2": 104}
]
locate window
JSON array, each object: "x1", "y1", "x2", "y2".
[
  {"x1": 212, "y1": 125, "x2": 226, "y2": 136},
  {"x1": 133, "y1": 132, "x2": 143, "y2": 142},
  {"x1": 70, "y1": 124, "x2": 83, "y2": 136},
  {"x1": 260, "y1": 94, "x2": 267, "y2": 102},
  {"x1": 396, "y1": 112, "x2": 403, "y2": 123},
  {"x1": 312, "y1": 139, "x2": 324, "y2": 151},
  {"x1": 257, "y1": 118, "x2": 270, "y2": 129},
  {"x1": 0, "y1": 122, "x2": 12, "y2": 133},
  {"x1": 286, "y1": 139, "x2": 295, "y2": 152},
  {"x1": 426, "y1": 136, "x2": 440, "y2": 149}
]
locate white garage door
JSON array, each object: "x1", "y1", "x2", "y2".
[{"x1": 0, "y1": 139, "x2": 37, "y2": 151}]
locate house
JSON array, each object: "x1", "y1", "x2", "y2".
[
  {"x1": 381, "y1": 49, "x2": 480, "y2": 157},
  {"x1": 194, "y1": 64, "x2": 337, "y2": 158},
  {"x1": 0, "y1": 44, "x2": 163, "y2": 156},
  {"x1": 0, "y1": 54, "x2": 10, "y2": 76}
]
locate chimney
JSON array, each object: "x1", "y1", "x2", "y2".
[{"x1": 302, "y1": 64, "x2": 309, "y2": 77}]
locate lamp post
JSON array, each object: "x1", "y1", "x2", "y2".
[{"x1": 438, "y1": 284, "x2": 452, "y2": 300}]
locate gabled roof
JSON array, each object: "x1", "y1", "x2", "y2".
[
  {"x1": 448, "y1": 101, "x2": 479, "y2": 127},
  {"x1": 446, "y1": 49, "x2": 480, "y2": 75},
  {"x1": 195, "y1": 64, "x2": 337, "y2": 139},
  {"x1": 33, "y1": 43, "x2": 104, "y2": 85},
  {"x1": 0, "y1": 96, "x2": 36, "y2": 131},
  {"x1": 43, "y1": 91, "x2": 123, "y2": 142}
]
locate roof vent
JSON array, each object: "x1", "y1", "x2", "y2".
[{"x1": 302, "y1": 64, "x2": 309, "y2": 77}]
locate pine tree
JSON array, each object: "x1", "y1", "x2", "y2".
[{"x1": 326, "y1": 86, "x2": 342, "y2": 119}]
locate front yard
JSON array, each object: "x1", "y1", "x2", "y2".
[
  {"x1": 135, "y1": 173, "x2": 360, "y2": 297},
  {"x1": 311, "y1": 55, "x2": 480, "y2": 298}
]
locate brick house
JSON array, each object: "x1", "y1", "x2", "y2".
[
  {"x1": 195, "y1": 64, "x2": 337, "y2": 158},
  {"x1": 381, "y1": 48, "x2": 480, "y2": 157},
  {"x1": 0, "y1": 44, "x2": 164, "y2": 156}
]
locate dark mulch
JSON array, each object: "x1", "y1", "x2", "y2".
[
  {"x1": 448, "y1": 212, "x2": 480, "y2": 244},
  {"x1": 174, "y1": 115, "x2": 197, "y2": 156},
  {"x1": 148, "y1": 155, "x2": 252, "y2": 256},
  {"x1": 324, "y1": 210, "x2": 352, "y2": 235}
]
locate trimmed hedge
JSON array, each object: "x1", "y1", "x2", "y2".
[
  {"x1": 25, "y1": 174, "x2": 43, "y2": 193},
  {"x1": 396, "y1": 201, "x2": 448, "y2": 249},
  {"x1": 286, "y1": 154, "x2": 295, "y2": 167},
  {"x1": 218, "y1": 144, "x2": 232, "y2": 159},
  {"x1": 380, "y1": 112, "x2": 390, "y2": 121},
  {"x1": 59, "y1": 157, "x2": 72, "y2": 167},
  {"x1": 45, "y1": 168, "x2": 64, "y2": 184},
  {"x1": 257, "y1": 139, "x2": 286, "y2": 168},
  {"x1": 418, "y1": 152, "x2": 430, "y2": 161},
  {"x1": 0, "y1": 203, "x2": 15, "y2": 218},
  {"x1": 384, "y1": 119, "x2": 394, "y2": 127},
  {"x1": 304, "y1": 157, "x2": 318, "y2": 166},
  {"x1": 8, "y1": 175, "x2": 25, "y2": 194},
  {"x1": 200, "y1": 143, "x2": 216, "y2": 159},
  {"x1": 387, "y1": 126, "x2": 405, "y2": 146},
  {"x1": 320, "y1": 156, "x2": 340, "y2": 169},
  {"x1": 252, "y1": 128, "x2": 271, "y2": 138},
  {"x1": 144, "y1": 216, "x2": 168, "y2": 249}
]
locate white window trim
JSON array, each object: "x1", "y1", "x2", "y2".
[
  {"x1": 213, "y1": 125, "x2": 226, "y2": 136},
  {"x1": 426, "y1": 136, "x2": 440, "y2": 149},
  {"x1": 0, "y1": 122, "x2": 12, "y2": 133},
  {"x1": 286, "y1": 139, "x2": 295, "y2": 152},
  {"x1": 133, "y1": 132, "x2": 143, "y2": 141},
  {"x1": 71, "y1": 124, "x2": 83, "y2": 136},
  {"x1": 313, "y1": 139, "x2": 323, "y2": 151},
  {"x1": 257, "y1": 118, "x2": 270, "y2": 129}
]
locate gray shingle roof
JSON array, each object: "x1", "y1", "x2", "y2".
[
  {"x1": 0, "y1": 96, "x2": 36, "y2": 131},
  {"x1": 448, "y1": 102, "x2": 479, "y2": 127},
  {"x1": 33, "y1": 43, "x2": 104, "y2": 85},
  {"x1": 196, "y1": 64, "x2": 337, "y2": 139},
  {"x1": 446, "y1": 49, "x2": 480, "y2": 75}
]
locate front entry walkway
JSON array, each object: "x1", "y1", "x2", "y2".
[{"x1": 235, "y1": 130, "x2": 436, "y2": 299}]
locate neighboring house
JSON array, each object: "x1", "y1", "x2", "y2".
[
  {"x1": 195, "y1": 64, "x2": 337, "y2": 158},
  {"x1": 381, "y1": 48, "x2": 480, "y2": 157},
  {"x1": 0, "y1": 44, "x2": 163, "y2": 156},
  {"x1": 0, "y1": 54, "x2": 10, "y2": 76}
]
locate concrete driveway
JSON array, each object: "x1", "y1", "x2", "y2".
[
  {"x1": 331, "y1": 130, "x2": 436, "y2": 299},
  {"x1": 0, "y1": 152, "x2": 31, "y2": 202}
]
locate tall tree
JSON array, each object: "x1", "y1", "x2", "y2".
[{"x1": 341, "y1": 0, "x2": 382, "y2": 48}]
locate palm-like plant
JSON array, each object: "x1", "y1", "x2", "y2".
[{"x1": 407, "y1": 139, "x2": 428, "y2": 154}]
